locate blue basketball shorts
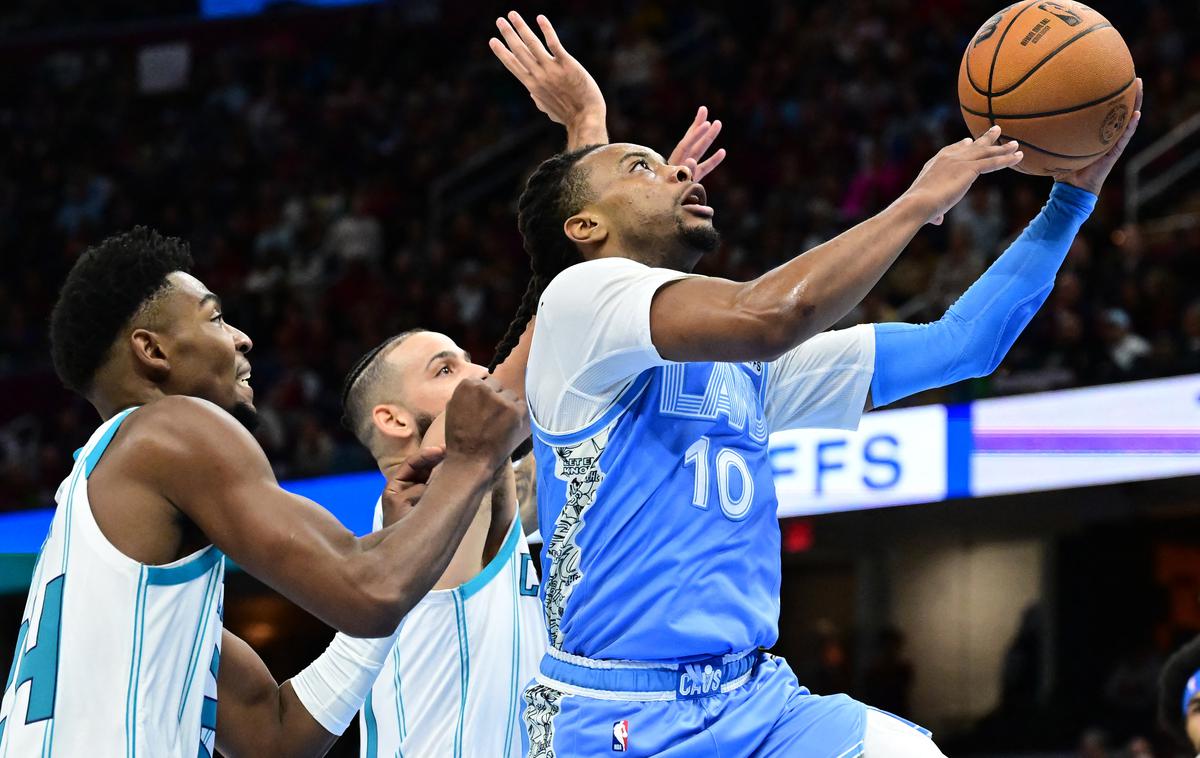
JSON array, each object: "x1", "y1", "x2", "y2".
[{"x1": 521, "y1": 649, "x2": 931, "y2": 757}]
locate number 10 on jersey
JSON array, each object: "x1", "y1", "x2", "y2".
[{"x1": 683, "y1": 436, "x2": 755, "y2": 521}]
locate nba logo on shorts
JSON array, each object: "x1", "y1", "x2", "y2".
[{"x1": 612, "y1": 720, "x2": 629, "y2": 751}]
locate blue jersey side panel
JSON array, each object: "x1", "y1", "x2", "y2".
[{"x1": 532, "y1": 361, "x2": 782, "y2": 663}]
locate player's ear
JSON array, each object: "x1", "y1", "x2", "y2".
[
  {"x1": 372, "y1": 403, "x2": 418, "y2": 443},
  {"x1": 129, "y1": 328, "x2": 171, "y2": 382},
  {"x1": 564, "y1": 212, "x2": 607, "y2": 248}
]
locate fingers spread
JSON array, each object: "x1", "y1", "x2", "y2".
[
  {"x1": 974, "y1": 125, "x2": 1002, "y2": 146},
  {"x1": 496, "y1": 17, "x2": 539, "y2": 69},
  {"x1": 489, "y1": 37, "x2": 531, "y2": 79},
  {"x1": 978, "y1": 151, "x2": 1024, "y2": 174},
  {"x1": 695, "y1": 148, "x2": 727, "y2": 181},
  {"x1": 536, "y1": 14, "x2": 565, "y2": 56},
  {"x1": 508, "y1": 11, "x2": 552, "y2": 61}
]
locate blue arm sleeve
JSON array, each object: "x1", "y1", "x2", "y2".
[{"x1": 870, "y1": 182, "x2": 1097, "y2": 408}]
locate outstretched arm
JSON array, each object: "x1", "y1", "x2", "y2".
[
  {"x1": 870, "y1": 82, "x2": 1142, "y2": 408},
  {"x1": 491, "y1": 12, "x2": 726, "y2": 178},
  {"x1": 134, "y1": 379, "x2": 526, "y2": 639},
  {"x1": 648, "y1": 129, "x2": 1022, "y2": 363}
]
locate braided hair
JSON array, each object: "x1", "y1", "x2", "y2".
[{"x1": 489, "y1": 145, "x2": 601, "y2": 370}]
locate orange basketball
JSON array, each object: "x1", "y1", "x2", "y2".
[{"x1": 958, "y1": 1, "x2": 1136, "y2": 176}]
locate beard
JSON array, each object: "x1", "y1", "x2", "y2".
[
  {"x1": 676, "y1": 217, "x2": 721, "y2": 256},
  {"x1": 230, "y1": 401, "x2": 260, "y2": 433},
  {"x1": 414, "y1": 411, "x2": 434, "y2": 440}
]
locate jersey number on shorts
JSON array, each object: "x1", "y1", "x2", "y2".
[
  {"x1": 3, "y1": 574, "x2": 65, "y2": 726},
  {"x1": 683, "y1": 437, "x2": 755, "y2": 520}
]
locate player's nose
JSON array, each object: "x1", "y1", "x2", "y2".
[
  {"x1": 669, "y1": 163, "x2": 693, "y2": 184},
  {"x1": 231, "y1": 324, "x2": 253, "y2": 354}
]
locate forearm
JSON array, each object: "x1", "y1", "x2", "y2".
[
  {"x1": 742, "y1": 194, "x2": 930, "y2": 351},
  {"x1": 870, "y1": 182, "x2": 1096, "y2": 407},
  {"x1": 566, "y1": 114, "x2": 607, "y2": 151},
  {"x1": 489, "y1": 317, "x2": 535, "y2": 397},
  {"x1": 353, "y1": 456, "x2": 494, "y2": 634},
  {"x1": 484, "y1": 467, "x2": 517, "y2": 559}
]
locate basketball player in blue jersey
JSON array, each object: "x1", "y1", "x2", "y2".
[
  {"x1": 328, "y1": 47, "x2": 728, "y2": 753},
  {"x1": 0, "y1": 227, "x2": 528, "y2": 757},
  {"x1": 1160, "y1": 636, "x2": 1200, "y2": 755},
  {"x1": 491, "y1": 14, "x2": 1143, "y2": 756}
]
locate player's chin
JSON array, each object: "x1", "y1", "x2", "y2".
[
  {"x1": 677, "y1": 214, "x2": 721, "y2": 254},
  {"x1": 229, "y1": 400, "x2": 260, "y2": 432}
]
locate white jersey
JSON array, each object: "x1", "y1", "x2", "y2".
[
  {"x1": 0, "y1": 408, "x2": 225, "y2": 758},
  {"x1": 358, "y1": 500, "x2": 546, "y2": 757}
]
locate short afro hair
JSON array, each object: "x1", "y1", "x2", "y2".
[
  {"x1": 1159, "y1": 634, "x2": 1200, "y2": 746},
  {"x1": 49, "y1": 226, "x2": 194, "y2": 394}
]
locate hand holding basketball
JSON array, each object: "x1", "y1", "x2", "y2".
[
  {"x1": 1058, "y1": 78, "x2": 1143, "y2": 196},
  {"x1": 903, "y1": 126, "x2": 1024, "y2": 226}
]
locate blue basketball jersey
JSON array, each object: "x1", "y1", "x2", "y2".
[{"x1": 532, "y1": 360, "x2": 781, "y2": 663}]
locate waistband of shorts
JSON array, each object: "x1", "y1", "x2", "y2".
[{"x1": 536, "y1": 647, "x2": 763, "y2": 702}]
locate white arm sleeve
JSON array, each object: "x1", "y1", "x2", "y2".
[
  {"x1": 290, "y1": 627, "x2": 401, "y2": 736},
  {"x1": 528, "y1": 258, "x2": 692, "y2": 433},
  {"x1": 764, "y1": 324, "x2": 876, "y2": 433}
]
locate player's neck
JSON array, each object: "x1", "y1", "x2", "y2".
[
  {"x1": 90, "y1": 384, "x2": 163, "y2": 421},
  {"x1": 593, "y1": 244, "x2": 699, "y2": 273}
]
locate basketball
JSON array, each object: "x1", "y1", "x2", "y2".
[{"x1": 958, "y1": 1, "x2": 1136, "y2": 176}]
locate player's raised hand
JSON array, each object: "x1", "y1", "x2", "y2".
[
  {"x1": 904, "y1": 125, "x2": 1023, "y2": 225},
  {"x1": 444, "y1": 376, "x2": 529, "y2": 470},
  {"x1": 1058, "y1": 78, "x2": 1143, "y2": 196},
  {"x1": 669, "y1": 106, "x2": 727, "y2": 182},
  {"x1": 490, "y1": 12, "x2": 607, "y2": 146}
]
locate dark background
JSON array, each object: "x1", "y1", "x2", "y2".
[{"x1": 0, "y1": 1, "x2": 1198, "y2": 754}]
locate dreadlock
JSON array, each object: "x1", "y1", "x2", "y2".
[{"x1": 489, "y1": 145, "x2": 601, "y2": 371}]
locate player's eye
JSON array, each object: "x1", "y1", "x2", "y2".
[
  {"x1": 437, "y1": 364, "x2": 452, "y2": 376},
  {"x1": 210, "y1": 312, "x2": 224, "y2": 324},
  {"x1": 631, "y1": 159, "x2": 651, "y2": 173}
]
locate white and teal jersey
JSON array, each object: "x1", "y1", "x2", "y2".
[
  {"x1": 358, "y1": 500, "x2": 545, "y2": 758},
  {"x1": 0, "y1": 408, "x2": 225, "y2": 757}
]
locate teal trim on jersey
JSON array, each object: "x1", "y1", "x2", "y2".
[
  {"x1": 459, "y1": 517, "x2": 520, "y2": 601},
  {"x1": 178, "y1": 567, "x2": 222, "y2": 721},
  {"x1": 362, "y1": 690, "x2": 378, "y2": 758},
  {"x1": 199, "y1": 697, "x2": 217, "y2": 730},
  {"x1": 451, "y1": 593, "x2": 470, "y2": 758},
  {"x1": 502, "y1": 561, "x2": 520, "y2": 756},
  {"x1": 198, "y1": 742, "x2": 211, "y2": 758},
  {"x1": 146, "y1": 547, "x2": 223, "y2": 587},
  {"x1": 531, "y1": 370, "x2": 653, "y2": 447},
  {"x1": 83, "y1": 408, "x2": 137, "y2": 478},
  {"x1": 390, "y1": 638, "x2": 407, "y2": 748},
  {"x1": 59, "y1": 461, "x2": 85, "y2": 577},
  {"x1": 125, "y1": 567, "x2": 149, "y2": 758},
  {"x1": 208, "y1": 647, "x2": 219, "y2": 679}
]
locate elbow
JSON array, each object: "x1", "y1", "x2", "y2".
[{"x1": 341, "y1": 562, "x2": 416, "y2": 638}]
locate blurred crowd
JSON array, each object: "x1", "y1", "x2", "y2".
[{"x1": 1, "y1": 0, "x2": 1199, "y2": 512}]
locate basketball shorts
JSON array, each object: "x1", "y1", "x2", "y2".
[{"x1": 522, "y1": 649, "x2": 934, "y2": 757}]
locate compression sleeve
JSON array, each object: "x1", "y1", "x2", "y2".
[
  {"x1": 290, "y1": 627, "x2": 401, "y2": 735},
  {"x1": 870, "y1": 182, "x2": 1096, "y2": 408}
]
